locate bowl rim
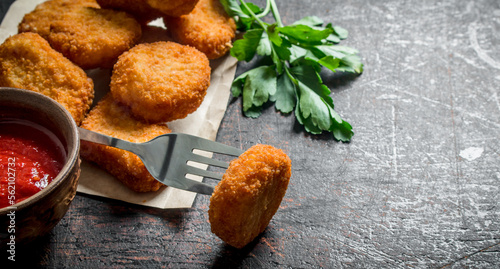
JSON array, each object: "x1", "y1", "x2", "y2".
[{"x1": 0, "y1": 87, "x2": 80, "y2": 214}]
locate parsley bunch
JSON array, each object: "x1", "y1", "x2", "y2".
[{"x1": 220, "y1": 0, "x2": 363, "y2": 142}]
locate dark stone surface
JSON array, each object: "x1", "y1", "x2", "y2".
[
  {"x1": 0, "y1": 0, "x2": 14, "y2": 22},
  {"x1": 1, "y1": 0, "x2": 499, "y2": 267}
]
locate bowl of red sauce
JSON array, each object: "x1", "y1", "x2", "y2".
[{"x1": 0, "y1": 87, "x2": 80, "y2": 245}]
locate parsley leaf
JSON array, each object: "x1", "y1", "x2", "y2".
[
  {"x1": 222, "y1": 0, "x2": 363, "y2": 141},
  {"x1": 273, "y1": 73, "x2": 296, "y2": 113},
  {"x1": 231, "y1": 29, "x2": 263, "y2": 61},
  {"x1": 231, "y1": 65, "x2": 277, "y2": 117}
]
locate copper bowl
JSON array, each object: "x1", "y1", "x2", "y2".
[{"x1": 0, "y1": 87, "x2": 80, "y2": 245}]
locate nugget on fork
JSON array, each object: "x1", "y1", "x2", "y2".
[
  {"x1": 209, "y1": 144, "x2": 292, "y2": 248},
  {"x1": 80, "y1": 93, "x2": 171, "y2": 192}
]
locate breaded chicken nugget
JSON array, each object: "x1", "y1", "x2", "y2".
[
  {"x1": 146, "y1": 0, "x2": 199, "y2": 17},
  {"x1": 163, "y1": 0, "x2": 236, "y2": 59},
  {"x1": 209, "y1": 144, "x2": 292, "y2": 248},
  {"x1": 18, "y1": 0, "x2": 142, "y2": 69},
  {"x1": 0, "y1": 33, "x2": 94, "y2": 125},
  {"x1": 96, "y1": 0, "x2": 198, "y2": 24},
  {"x1": 80, "y1": 93, "x2": 171, "y2": 192},
  {"x1": 110, "y1": 41, "x2": 211, "y2": 123},
  {"x1": 96, "y1": 0, "x2": 164, "y2": 25},
  {"x1": 18, "y1": 0, "x2": 100, "y2": 37}
]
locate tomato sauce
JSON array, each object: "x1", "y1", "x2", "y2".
[{"x1": 0, "y1": 119, "x2": 66, "y2": 208}]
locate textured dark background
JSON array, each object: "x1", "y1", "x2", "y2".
[
  {"x1": 2, "y1": 0, "x2": 500, "y2": 267},
  {"x1": 0, "y1": 0, "x2": 15, "y2": 22}
]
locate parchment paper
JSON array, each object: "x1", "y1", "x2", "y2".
[{"x1": 0, "y1": 0, "x2": 238, "y2": 208}]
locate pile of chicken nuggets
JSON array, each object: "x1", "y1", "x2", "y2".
[
  {"x1": 0, "y1": 0, "x2": 292, "y2": 248},
  {"x1": 0, "y1": 0, "x2": 236, "y2": 192}
]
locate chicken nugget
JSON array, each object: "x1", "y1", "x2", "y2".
[
  {"x1": 0, "y1": 33, "x2": 94, "y2": 125},
  {"x1": 18, "y1": 0, "x2": 142, "y2": 69},
  {"x1": 110, "y1": 41, "x2": 211, "y2": 123},
  {"x1": 96, "y1": 0, "x2": 164, "y2": 25},
  {"x1": 96, "y1": 0, "x2": 198, "y2": 24},
  {"x1": 163, "y1": 0, "x2": 236, "y2": 59},
  {"x1": 209, "y1": 144, "x2": 292, "y2": 248},
  {"x1": 80, "y1": 93, "x2": 171, "y2": 192},
  {"x1": 146, "y1": 0, "x2": 199, "y2": 17},
  {"x1": 18, "y1": 0, "x2": 100, "y2": 37}
]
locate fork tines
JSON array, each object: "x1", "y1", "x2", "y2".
[{"x1": 179, "y1": 133, "x2": 243, "y2": 181}]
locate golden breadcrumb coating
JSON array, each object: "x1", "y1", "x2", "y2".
[
  {"x1": 163, "y1": 0, "x2": 236, "y2": 59},
  {"x1": 96, "y1": 0, "x2": 198, "y2": 24},
  {"x1": 209, "y1": 144, "x2": 292, "y2": 248},
  {"x1": 0, "y1": 32, "x2": 94, "y2": 125},
  {"x1": 80, "y1": 93, "x2": 171, "y2": 192},
  {"x1": 110, "y1": 41, "x2": 211, "y2": 123},
  {"x1": 146, "y1": 0, "x2": 199, "y2": 17},
  {"x1": 18, "y1": 0, "x2": 100, "y2": 37},
  {"x1": 18, "y1": 0, "x2": 142, "y2": 69},
  {"x1": 96, "y1": 0, "x2": 164, "y2": 25}
]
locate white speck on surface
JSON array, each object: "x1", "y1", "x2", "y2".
[
  {"x1": 391, "y1": 105, "x2": 398, "y2": 178},
  {"x1": 377, "y1": 94, "x2": 399, "y2": 100},
  {"x1": 376, "y1": 94, "x2": 412, "y2": 103},
  {"x1": 459, "y1": 147, "x2": 484, "y2": 161}
]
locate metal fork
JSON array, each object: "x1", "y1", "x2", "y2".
[{"x1": 78, "y1": 127, "x2": 243, "y2": 195}]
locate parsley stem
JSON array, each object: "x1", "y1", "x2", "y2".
[
  {"x1": 269, "y1": 0, "x2": 283, "y2": 27},
  {"x1": 255, "y1": 0, "x2": 271, "y2": 19},
  {"x1": 284, "y1": 66, "x2": 297, "y2": 85},
  {"x1": 239, "y1": 0, "x2": 267, "y2": 29}
]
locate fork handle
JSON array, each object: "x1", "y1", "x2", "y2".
[{"x1": 78, "y1": 127, "x2": 143, "y2": 157}]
